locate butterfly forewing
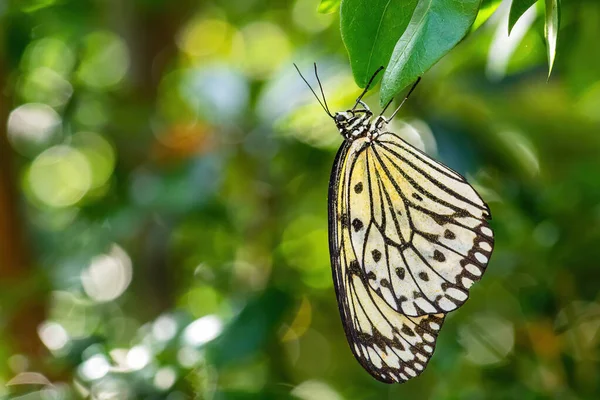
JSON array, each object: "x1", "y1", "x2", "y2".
[
  {"x1": 328, "y1": 130, "x2": 493, "y2": 382},
  {"x1": 374, "y1": 132, "x2": 493, "y2": 303},
  {"x1": 334, "y1": 133, "x2": 493, "y2": 316}
]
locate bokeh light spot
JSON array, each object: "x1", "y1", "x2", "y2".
[
  {"x1": 90, "y1": 377, "x2": 131, "y2": 399},
  {"x1": 184, "y1": 285, "x2": 222, "y2": 318},
  {"x1": 7, "y1": 355, "x2": 29, "y2": 374},
  {"x1": 7, "y1": 103, "x2": 62, "y2": 156},
  {"x1": 237, "y1": 22, "x2": 290, "y2": 79},
  {"x1": 71, "y1": 132, "x2": 116, "y2": 189},
  {"x1": 177, "y1": 347, "x2": 202, "y2": 368},
  {"x1": 180, "y1": 66, "x2": 249, "y2": 123},
  {"x1": 79, "y1": 355, "x2": 110, "y2": 381},
  {"x1": 27, "y1": 145, "x2": 92, "y2": 208},
  {"x1": 178, "y1": 18, "x2": 235, "y2": 58},
  {"x1": 81, "y1": 244, "x2": 133, "y2": 303},
  {"x1": 47, "y1": 291, "x2": 100, "y2": 339},
  {"x1": 154, "y1": 367, "x2": 177, "y2": 390},
  {"x1": 22, "y1": 37, "x2": 74, "y2": 76},
  {"x1": 292, "y1": 0, "x2": 334, "y2": 33},
  {"x1": 153, "y1": 315, "x2": 179, "y2": 342},
  {"x1": 38, "y1": 321, "x2": 69, "y2": 351},
  {"x1": 19, "y1": 67, "x2": 73, "y2": 107},
  {"x1": 76, "y1": 31, "x2": 130, "y2": 89},
  {"x1": 127, "y1": 345, "x2": 151, "y2": 371},
  {"x1": 183, "y1": 315, "x2": 223, "y2": 347}
]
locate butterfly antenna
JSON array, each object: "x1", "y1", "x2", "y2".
[
  {"x1": 352, "y1": 66, "x2": 384, "y2": 110},
  {"x1": 293, "y1": 63, "x2": 334, "y2": 118},
  {"x1": 313, "y1": 63, "x2": 332, "y2": 116},
  {"x1": 382, "y1": 77, "x2": 422, "y2": 122}
]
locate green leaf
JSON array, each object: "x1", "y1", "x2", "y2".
[
  {"x1": 340, "y1": 0, "x2": 418, "y2": 88},
  {"x1": 545, "y1": 0, "x2": 560, "y2": 77},
  {"x1": 472, "y1": 0, "x2": 502, "y2": 32},
  {"x1": 318, "y1": 0, "x2": 340, "y2": 14},
  {"x1": 380, "y1": 0, "x2": 481, "y2": 105},
  {"x1": 509, "y1": 0, "x2": 538, "y2": 34}
]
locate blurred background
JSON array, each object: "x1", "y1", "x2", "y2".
[{"x1": 1, "y1": 0, "x2": 600, "y2": 399}]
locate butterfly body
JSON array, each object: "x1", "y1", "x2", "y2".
[{"x1": 333, "y1": 107, "x2": 388, "y2": 142}]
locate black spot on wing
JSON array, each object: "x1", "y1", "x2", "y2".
[
  {"x1": 372, "y1": 249, "x2": 382, "y2": 262},
  {"x1": 354, "y1": 182, "x2": 363, "y2": 193},
  {"x1": 352, "y1": 218, "x2": 364, "y2": 232},
  {"x1": 444, "y1": 229, "x2": 456, "y2": 239},
  {"x1": 433, "y1": 250, "x2": 446, "y2": 262},
  {"x1": 396, "y1": 268, "x2": 405, "y2": 280},
  {"x1": 348, "y1": 260, "x2": 361, "y2": 275}
]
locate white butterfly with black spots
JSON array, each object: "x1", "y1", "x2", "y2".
[{"x1": 295, "y1": 64, "x2": 494, "y2": 383}]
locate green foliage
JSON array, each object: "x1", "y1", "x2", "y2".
[
  {"x1": 340, "y1": 0, "x2": 480, "y2": 102},
  {"x1": 545, "y1": 0, "x2": 560, "y2": 76},
  {"x1": 509, "y1": 0, "x2": 538, "y2": 33},
  {"x1": 380, "y1": 0, "x2": 481, "y2": 105},
  {"x1": 340, "y1": 0, "x2": 418, "y2": 88},
  {"x1": 473, "y1": 0, "x2": 503, "y2": 31},
  {"x1": 340, "y1": 0, "x2": 563, "y2": 103}
]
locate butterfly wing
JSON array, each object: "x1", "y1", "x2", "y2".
[
  {"x1": 329, "y1": 141, "x2": 445, "y2": 383},
  {"x1": 337, "y1": 132, "x2": 493, "y2": 318}
]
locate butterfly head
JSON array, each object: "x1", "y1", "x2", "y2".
[
  {"x1": 293, "y1": 63, "x2": 390, "y2": 140},
  {"x1": 333, "y1": 111, "x2": 352, "y2": 127},
  {"x1": 334, "y1": 110, "x2": 373, "y2": 139}
]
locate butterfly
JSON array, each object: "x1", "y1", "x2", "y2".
[{"x1": 294, "y1": 64, "x2": 494, "y2": 383}]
